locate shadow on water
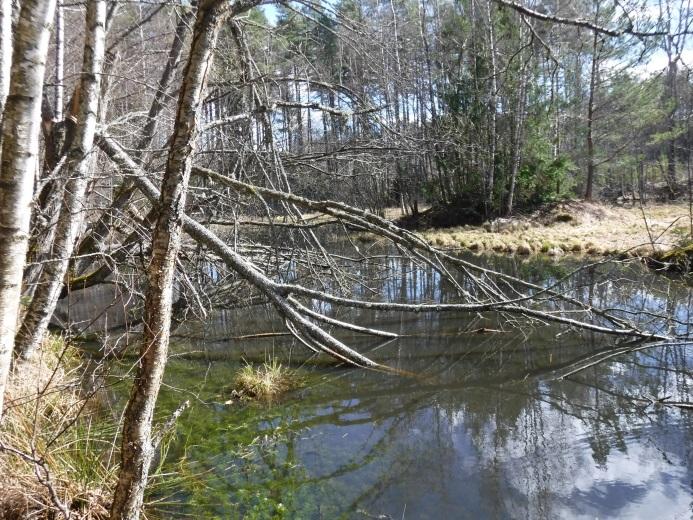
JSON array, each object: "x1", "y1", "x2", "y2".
[{"x1": 76, "y1": 253, "x2": 693, "y2": 519}]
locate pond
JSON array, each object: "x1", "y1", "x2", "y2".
[{"x1": 87, "y1": 254, "x2": 693, "y2": 519}]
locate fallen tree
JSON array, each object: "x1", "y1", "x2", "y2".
[{"x1": 94, "y1": 134, "x2": 679, "y2": 369}]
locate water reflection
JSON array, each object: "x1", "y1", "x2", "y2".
[
  {"x1": 144, "y1": 255, "x2": 693, "y2": 519},
  {"x1": 153, "y1": 332, "x2": 692, "y2": 518},
  {"x1": 62, "y1": 250, "x2": 693, "y2": 517}
]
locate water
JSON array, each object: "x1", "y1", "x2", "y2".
[{"x1": 82, "y1": 254, "x2": 693, "y2": 519}]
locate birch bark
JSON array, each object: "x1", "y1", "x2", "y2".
[
  {"x1": 0, "y1": 0, "x2": 12, "y2": 121},
  {"x1": 0, "y1": 0, "x2": 56, "y2": 418},
  {"x1": 15, "y1": 0, "x2": 107, "y2": 360},
  {"x1": 110, "y1": 2, "x2": 261, "y2": 518}
]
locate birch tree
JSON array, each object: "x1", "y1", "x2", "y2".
[
  {"x1": 14, "y1": 0, "x2": 108, "y2": 360},
  {"x1": 0, "y1": 0, "x2": 12, "y2": 121},
  {"x1": 0, "y1": 0, "x2": 56, "y2": 419},
  {"x1": 110, "y1": 2, "x2": 261, "y2": 518}
]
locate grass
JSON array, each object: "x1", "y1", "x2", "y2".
[
  {"x1": 418, "y1": 200, "x2": 691, "y2": 258},
  {"x1": 229, "y1": 359, "x2": 304, "y2": 402},
  {"x1": 0, "y1": 334, "x2": 115, "y2": 519}
]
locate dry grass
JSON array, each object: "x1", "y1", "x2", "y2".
[
  {"x1": 228, "y1": 360, "x2": 304, "y2": 402},
  {"x1": 0, "y1": 335, "x2": 114, "y2": 520},
  {"x1": 419, "y1": 201, "x2": 692, "y2": 258}
]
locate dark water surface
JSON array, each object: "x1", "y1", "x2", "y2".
[{"x1": 84, "y1": 254, "x2": 693, "y2": 519}]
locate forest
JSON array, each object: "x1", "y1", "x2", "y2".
[{"x1": 0, "y1": 0, "x2": 692, "y2": 518}]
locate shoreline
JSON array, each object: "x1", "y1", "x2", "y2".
[{"x1": 411, "y1": 200, "x2": 691, "y2": 260}]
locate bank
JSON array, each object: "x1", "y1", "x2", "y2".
[{"x1": 409, "y1": 200, "x2": 691, "y2": 261}]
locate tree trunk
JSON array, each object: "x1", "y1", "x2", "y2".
[
  {"x1": 109, "y1": 2, "x2": 259, "y2": 517},
  {"x1": 0, "y1": 0, "x2": 56, "y2": 419},
  {"x1": 665, "y1": 42, "x2": 678, "y2": 192},
  {"x1": 584, "y1": 28, "x2": 599, "y2": 201},
  {"x1": 485, "y1": 0, "x2": 498, "y2": 215},
  {"x1": 294, "y1": 65, "x2": 303, "y2": 149},
  {"x1": 505, "y1": 59, "x2": 528, "y2": 216},
  {"x1": 54, "y1": 0, "x2": 64, "y2": 121},
  {"x1": 15, "y1": 0, "x2": 107, "y2": 360},
  {"x1": 0, "y1": 0, "x2": 12, "y2": 120}
]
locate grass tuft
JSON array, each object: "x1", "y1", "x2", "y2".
[{"x1": 229, "y1": 360, "x2": 304, "y2": 402}]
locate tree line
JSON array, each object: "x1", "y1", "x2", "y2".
[{"x1": 200, "y1": 0, "x2": 692, "y2": 217}]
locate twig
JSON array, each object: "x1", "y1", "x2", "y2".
[
  {"x1": 0, "y1": 440, "x2": 72, "y2": 519},
  {"x1": 152, "y1": 399, "x2": 190, "y2": 450}
]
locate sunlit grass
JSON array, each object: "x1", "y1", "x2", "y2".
[
  {"x1": 230, "y1": 359, "x2": 304, "y2": 402},
  {"x1": 0, "y1": 334, "x2": 115, "y2": 519},
  {"x1": 419, "y1": 201, "x2": 690, "y2": 257}
]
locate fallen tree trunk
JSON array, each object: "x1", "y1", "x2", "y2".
[
  {"x1": 97, "y1": 134, "x2": 676, "y2": 358},
  {"x1": 97, "y1": 134, "x2": 386, "y2": 369}
]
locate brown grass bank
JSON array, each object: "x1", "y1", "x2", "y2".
[
  {"x1": 0, "y1": 335, "x2": 114, "y2": 520},
  {"x1": 417, "y1": 200, "x2": 691, "y2": 258}
]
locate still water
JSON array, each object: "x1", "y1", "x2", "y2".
[{"x1": 86, "y1": 254, "x2": 693, "y2": 519}]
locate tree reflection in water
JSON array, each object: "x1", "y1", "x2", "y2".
[{"x1": 109, "y1": 255, "x2": 692, "y2": 518}]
